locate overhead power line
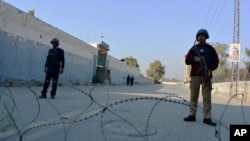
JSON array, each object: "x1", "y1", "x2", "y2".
[
  {"x1": 202, "y1": 0, "x2": 214, "y2": 28},
  {"x1": 206, "y1": 0, "x2": 221, "y2": 30},
  {"x1": 201, "y1": 0, "x2": 228, "y2": 32},
  {"x1": 210, "y1": 0, "x2": 229, "y2": 32}
]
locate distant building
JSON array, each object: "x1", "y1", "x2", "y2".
[{"x1": 183, "y1": 55, "x2": 191, "y2": 83}]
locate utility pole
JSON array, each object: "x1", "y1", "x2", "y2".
[{"x1": 230, "y1": 0, "x2": 240, "y2": 97}]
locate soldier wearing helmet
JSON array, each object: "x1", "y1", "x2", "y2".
[
  {"x1": 196, "y1": 29, "x2": 209, "y2": 39},
  {"x1": 184, "y1": 29, "x2": 219, "y2": 126},
  {"x1": 39, "y1": 38, "x2": 65, "y2": 99}
]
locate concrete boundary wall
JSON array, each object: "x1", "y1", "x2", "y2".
[
  {"x1": 0, "y1": 1, "x2": 153, "y2": 85},
  {"x1": 0, "y1": 30, "x2": 93, "y2": 84},
  {"x1": 212, "y1": 81, "x2": 250, "y2": 102},
  {"x1": 0, "y1": 1, "x2": 97, "y2": 59},
  {"x1": 107, "y1": 55, "x2": 153, "y2": 85},
  {"x1": 0, "y1": 1, "x2": 97, "y2": 84},
  {"x1": 185, "y1": 81, "x2": 250, "y2": 102}
]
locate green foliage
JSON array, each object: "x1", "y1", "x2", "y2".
[
  {"x1": 28, "y1": 9, "x2": 35, "y2": 16},
  {"x1": 123, "y1": 56, "x2": 140, "y2": 68},
  {"x1": 245, "y1": 48, "x2": 250, "y2": 57},
  {"x1": 146, "y1": 60, "x2": 165, "y2": 81},
  {"x1": 211, "y1": 42, "x2": 231, "y2": 82},
  {"x1": 245, "y1": 48, "x2": 250, "y2": 70}
]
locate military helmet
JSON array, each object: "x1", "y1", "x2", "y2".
[
  {"x1": 50, "y1": 38, "x2": 59, "y2": 45},
  {"x1": 196, "y1": 29, "x2": 209, "y2": 39}
]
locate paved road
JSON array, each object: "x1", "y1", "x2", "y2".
[{"x1": 0, "y1": 84, "x2": 249, "y2": 141}]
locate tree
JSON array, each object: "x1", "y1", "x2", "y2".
[
  {"x1": 211, "y1": 42, "x2": 231, "y2": 82},
  {"x1": 146, "y1": 60, "x2": 165, "y2": 82},
  {"x1": 122, "y1": 56, "x2": 139, "y2": 68},
  {"x1": 245, "y1": 48, "x2": 250, "y2": 69},
  {"x1": 28, "y1": 10, "x2": 35, "y2": 17},
  {"x1": 245, "y1": 48, "x2": 250, "y2": 57}
]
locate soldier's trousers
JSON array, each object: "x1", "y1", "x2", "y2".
[
  {"x1": 189, "y1": 76, "x2": 212, "y2": 119},
  {"x1": 41, "y1": 70, "x2": 60, "y2": 96}
]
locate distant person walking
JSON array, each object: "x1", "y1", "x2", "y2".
[
  {"x1": 126, "y1": 75, "x2": 130, "y2": 86},
  {"x1": 184, "y1": 29, "x2": 219, "y2": 126},
  {"x1": 130, "y1": 75, "x2": 134, "y2": 86},
  {"x1": 39, "y1": 38, "x2": 65, "y2": 99}
]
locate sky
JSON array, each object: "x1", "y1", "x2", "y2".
[{"x1": 3, "y1": 0, "x2": 250, "y2": 80}]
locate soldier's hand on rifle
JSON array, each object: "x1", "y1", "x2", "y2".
[
  {"x1": 204, "y1": 69, "x2": 211, "y2": 78},
  {"x1": 194, "y1": 56, "x2": 201, "y2": 62}
]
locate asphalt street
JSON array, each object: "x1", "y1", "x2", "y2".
[{"x1": 0, "y1": 84, "x2": 249, "y2": 141}]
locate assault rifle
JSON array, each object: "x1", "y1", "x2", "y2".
[{"x1": 193, "y1": 47, "x2": 211, "y2": 83}]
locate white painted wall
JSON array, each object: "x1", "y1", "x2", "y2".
[
  {"x1": 0, "y1": 1, "x2": 153, "y2": 85},
  {"x1": 0, "y1": 1, "x2": 97, "y2": 84},
  {"x1": 0, "y1": 1, "x2": 97, "y2": 59},
  {"x1": 107, "y1": 55, "x2": 153, "y2": 84}
]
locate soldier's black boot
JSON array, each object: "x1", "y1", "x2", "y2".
[
  {"x1": 40, "y1": 81, "x2": 49, "y2": 99},
  {"x1": 39, "y1": 94, "x2": 47, "y2": 99},
  {"x1": 184, "y1": 115, "x2": 196, "y2": 122},
  {"x1": 203, "y1": 119, "x2": 217, "y2": 126},
  {"x1": 51, "y1": 81, "x2": 57, "y2": 99}
]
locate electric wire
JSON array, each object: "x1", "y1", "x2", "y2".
[
  {"x1": 202, "y1": 0, "x2": 215, "y2": 28},
  {"x1": 206, "y1": 0, "x2": 222, "y2": 30},
  {"x1": 210, "y1": 0, "x2": 229, "y2": 32}
]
